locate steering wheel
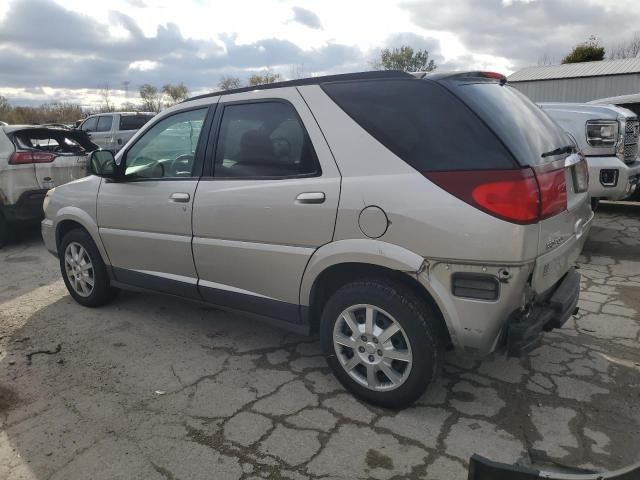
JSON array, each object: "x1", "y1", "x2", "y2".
[{"x1": 169, "y1": 153, "x2": 194, "y2": 177}]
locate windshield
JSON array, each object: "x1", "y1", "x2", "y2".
[{"x1": 444, "y1": 81, "x2": 570, "y2": 166}]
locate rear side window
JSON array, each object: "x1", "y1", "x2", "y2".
[
  {"x1": 96, "y1": 116, "x2": 113, "y2": 132},
  {"x1": 120, "y1": 114, "x2": 153, "y2": 131},
  {"x1": 214, "y1": 102, "x2": 319, "y2": 178},
  {"x1": 321, "y1": 79, "x2": 516, "y2": 171},
  {"x1": 447, "y1": 82, "x2": 570, "y2": 166}
]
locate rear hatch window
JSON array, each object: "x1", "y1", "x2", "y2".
[
  {"x1": 10, "y1": 128, "x2": 97, "y2": 155},
  {"x1": 321, "y1": 79, "x2": 517, "y2": 171},
  {"x1": 442, "y1": 81, "x2": 570, "y2": 166}
]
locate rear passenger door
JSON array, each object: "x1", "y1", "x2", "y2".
[
  {"x1": 192, "y1": 89, "x2": 340, "y2": 323},
  {"x1": 90, "y1": 115, "x2": 115, "y2": 151}
]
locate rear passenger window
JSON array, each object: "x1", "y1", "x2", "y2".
[
  {"x1": 214, "y1": 102, "x2": 319, "y2": 178},
  {"x1": 96, "y1": 116, "x2": 113, "y2": 132},
  {"x1": 120, "y1": 114, "x2": 153, "y2": 131},
  {"x1": 321, "y1": 79, "x2": 516, "y2": 171}
]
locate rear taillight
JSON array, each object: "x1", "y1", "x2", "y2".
[
  {"x1": 536, "y1": 167, "x2": 567, "y2": 219},
  {"x1": 9, "y1": 151, "x2": 56, "y2": 165},
  {"x1": 424, "y1": 165, "x2": 568, "y2": 224},
  {"x1": 572, "y1": 158, "x2": 589, "y2": 193}
]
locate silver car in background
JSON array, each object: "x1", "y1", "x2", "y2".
[
  {"x1": 41, "y1": 71, "x2": 592, "y2": 407},
  {"x1": 77, "y1": 112, "x2": 155, "y2": 153}
]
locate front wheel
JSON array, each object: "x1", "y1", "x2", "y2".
[
  {"x1": 59, "y1": 228, "x2": 118, "y2": 307},
  {"x1": 320, "y1": 279, "x2": 444, "y2": 409}
]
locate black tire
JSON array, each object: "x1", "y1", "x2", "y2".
[
  {"x1": 591, "y1": 197, "x2": 600, "y2": 211},
  {"x1": 0, "y1": 211, "x2": 6, "y2": 249},
  {"x1": 59, "y1": 228, "x2": 118, "y2": 307},
  {"x1": 320, "y1": 279, "x2": 444, "y2": 409}
]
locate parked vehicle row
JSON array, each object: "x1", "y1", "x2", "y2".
[
  {"x1": 539, "y1": 102, "x2": 639, "y2": 207},
  {"x1": 42, "y1": 70, "x2": 592, "y2": 407}
]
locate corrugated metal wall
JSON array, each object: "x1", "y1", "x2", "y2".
[{"x1": 510, "y1": 74, "x2": 640, "y2": 102}]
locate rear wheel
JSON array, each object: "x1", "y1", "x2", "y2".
[
  {"x1": 59, "y1": 229, "x2": 118, "y2": 307},
  {"x1": 320, "y1": 279, "x2": 444, "y2": 408}
]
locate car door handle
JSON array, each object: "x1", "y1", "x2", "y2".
[
  {"x1": 296, "y1": 192, "x2": 325, "y2": 204},
  {"x1": 169, "y1": 192, "x2": 191, "y2": 203}
]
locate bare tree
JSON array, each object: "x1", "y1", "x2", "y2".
[
  {"x1": 609, "y1": 32, "x2": 640, "y2": 59},
  {"x1": 139, "y1": 84, "x2": 164, "y2": 112},
  {"x1": 372, "y1": 45, "x2": 436, "y2": 72},
  {"x1": 217, "y1": 75, "x2": 242, "y2": 90},
  {"x1": 537, "y1": 53, "x2": 555, "y2": 66},
  {"x1": 99, "y1": 84, "x2": 114, "y2": 112},
  {"x1": 162, "y1": 83, "x2": 189, "y2": 106},
  {"x1": 248, "y1": 68, "x2": 283, "y2": 86}
]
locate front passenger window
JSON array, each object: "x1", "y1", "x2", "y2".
[
  {"x1": 124, "y1": 108, "x2": 207, "y2": 179},
  {"x1": 214, "y1": 102, "x2": 319, "y2": 178}
]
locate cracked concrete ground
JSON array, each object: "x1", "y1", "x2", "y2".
[{"x1": 1, "y1": 202, "x2": 639, "y2": 479}]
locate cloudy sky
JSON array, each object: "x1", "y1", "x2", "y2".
[{"x1": 0, "y1": 0, "x2": 638, "y2": 107}]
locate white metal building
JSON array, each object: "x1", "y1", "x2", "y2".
[{"x1": 508, "y1": 58, "x2": 640, "y2": 103}]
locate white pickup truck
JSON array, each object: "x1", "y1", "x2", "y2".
[
  {"x1": 77, "y1": 112, "x2": 155, "y2": 153},
  {"x1": 539, "y1": 103, "x2": 640, "y2": 207}
]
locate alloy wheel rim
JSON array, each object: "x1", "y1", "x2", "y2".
[
  {"x1": 64, "y1": 242, "x2": 95, "y2": 298},
  {"x1": 332, "y1": 304, "x2": 413, "y2": 391}
]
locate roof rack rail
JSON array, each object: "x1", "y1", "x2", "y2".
[{"x1": 182, "y1": 70, "x2": 412, "y2": 103}]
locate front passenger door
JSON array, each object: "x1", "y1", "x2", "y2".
[{"x1": 97, "y1": 106, "x2": 212, "y2": 298}]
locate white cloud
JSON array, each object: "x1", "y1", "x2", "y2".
[{"x1": 1, "y1": 0, "x2": 638, "y2": 107}]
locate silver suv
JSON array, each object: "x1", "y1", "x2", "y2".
[{"x1": 42, "y1": 71, "x2": 593, "y2": 407}]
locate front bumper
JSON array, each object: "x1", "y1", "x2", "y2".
[
  {"x1": 586, "y1": 156, "x2": 640, "y2": 200},
  {"x1": 504, "y1": 268, "x2": 580, "y2": 355},
  {"x1": 41, "y1": 218, "x2": 57, "y2": 256}
]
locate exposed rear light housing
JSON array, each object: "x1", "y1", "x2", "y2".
[
  {"x1": 9, "y1": 151, "x2": 56, "y2": 165},
  {"x1": 452, "y1": 273, "x2": 499, "y2": 301},
  {"x1": 425, "y1": 163, "x2": 568, "y2": 225}
]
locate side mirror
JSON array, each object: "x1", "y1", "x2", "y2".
[{"x1": 89, "y1": 150, "x2": 121, "y2": 178}]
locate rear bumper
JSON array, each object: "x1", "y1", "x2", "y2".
[
  {"x1": 1, "y1": 189, "x2": 48, "y2": 223},
  {"x1": 586, "y1": 156, "x2": 640, "y2": 200},
  {"x1": 503, "y1": 268, "x2": 580, "y2": 355}
]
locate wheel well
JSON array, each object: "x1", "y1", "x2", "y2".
[
  {"x1": 56, "y1": 220, "x2": 88, "y2": 250},
  {"x1": 308, "y1": 262, "x2": 452, "y2": 347}
]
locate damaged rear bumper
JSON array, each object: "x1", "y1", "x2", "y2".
[
  {"x1": 468, "y1": 454, "x2": 640, "y2": 479},
  {"x1": 504, "y1": 268, "x2": 580, "y2": 355}
]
